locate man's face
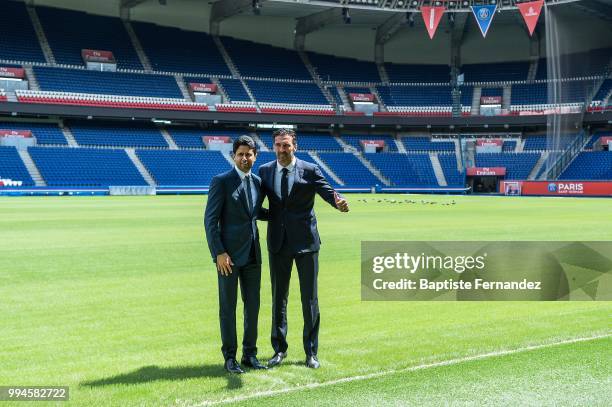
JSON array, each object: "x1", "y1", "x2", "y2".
[
  {"x1": 274, "y1": 134, "x2": 296, "y2": 166},
  {"x1": 233, "y1": 145, "x2": 256, "y2": 173}
]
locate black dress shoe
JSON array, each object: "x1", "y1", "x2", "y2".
[
  {"x1": 224, "y1": 358, "x2": 244, "y2": 374},
  {"x1": 305, "y1": 355, "x2": 320, "y2": 369},
  {"x1": 267, "y1": 352, "x2": 286, "y2": 368},
  {"x1": 241, "y1": 355, "x2": 267, "y2": 369}
]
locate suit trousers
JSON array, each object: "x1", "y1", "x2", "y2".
[
  {"x1": 217, "y1": 242, "x2": 261, "y2": 361},
  {"x1": 269, "y1": 246, "x2": 320, "y2": 357}
]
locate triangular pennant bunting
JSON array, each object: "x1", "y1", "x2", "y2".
[
  {"x1": 471, "y1": 5, "x2": 497, "y2": 38},
  {"x1": 420, "y1": 6, "x2": 445, "y2": 39},
  {"x1": 517, "y1": 0, "x2": 544, "y2": 36}
]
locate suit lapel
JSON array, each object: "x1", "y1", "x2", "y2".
[
  {"x1": 230, "y1": 169, "x2": 251, "y2": 216},
  {"x1": 287, "y1": 159, "x2": 304, "y2": 201}
]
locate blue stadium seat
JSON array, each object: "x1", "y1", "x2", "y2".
[
  {"x1": 0, "y1": 146, "x2": 35, "y2": 186},
  {"x1": 559, "y1": 152, "x2": 612, "y2": 180},
  {"x1": 403, "y1": 137, "x2": 454, "y2": 152},
  {"x1": 218, "y1": 79, "x2": 251, "y2": 102},
  {"x1": 503, "y1": 140, "x2": 517, "y2": 152},
  {"x1": 0, "y1": 2, "x2": 46, "y2": 63},
  {"x1": 33, "y1": 67, "x2": 183, "y2": 98},
  {"x1": 0, "y1": 122, "x2": 66, "y2": 145},
  {"x1": 377, "y1": 85, "x2": 453, "y2": 107},
  {"x1": 341, "y1": 134, "x2": 398, "y2": 152},
  {"x1": 29, "y1": 147, "x2": 146, "y2": 187},
  {"x1": 37, "y1": 6, "x2": 142, "y2": 69},
  {"x1": 437, "y1": 153, "x2": 465, "y2": 187},
  {"x1": 462, "y1": 61, "x2": 529, "y2": 82},
  {"x1": 384, "y1": 63, "x2": 450, "y2": 83},
  {"x1": 132, "y1": 22, "x2": 231, "y2": 76},
  {"x1": 136, "y1": 150, "x2": 230, "y2": 186},
  {"x1": 366, "y1": 153, "x2": 438, "y2": 187},
  {"x1": 221, "y1": 37, "x2": 311, "y2": 80},
  {"x1": 475, "y1": 152, "x2": 540, "y2": 180},
  {"x1": 308, "y1": 52, "x2": 381, "y2": 83},
  {"x1": 246, "y1": 81, "x2": 328, "y2": 105},
  {"x1": 318, "y1": 153, "x2": 379, "y2": 187},
  {"x1": 68, "y1": 121, "x2": 167, "y2": 148}
]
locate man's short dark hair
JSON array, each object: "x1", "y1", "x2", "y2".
[
  {"x1": 272, "y1": 128, "x2": 297, "y2": 146},
  {"x1": 233, "y1": 135, "x2": 257, "y2": 154}
]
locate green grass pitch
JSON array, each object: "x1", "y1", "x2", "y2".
[{"x1": 0, "y1": 194, "x2": 610, "y2": 406}]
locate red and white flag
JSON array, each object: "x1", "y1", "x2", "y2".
[
  {"x1": 421, "y1": 6, "x2": 445, "y2": 39},
  {"x1": 517, "y1": 0, "x2": 544, "y2": 36}
]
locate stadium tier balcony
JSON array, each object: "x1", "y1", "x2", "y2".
[
  {"x1": 437, "y1": 153, "x2": 465, "y2": 187},
  {"x1": 220, "y1": 37, "x2": 311, "y2": 80},
  {"x1": 475, "y1": 152, "x2": 541, "y2": 179},
  {"x1": 0, "y1": 146, "x2": 35, "y2": 186},
  {"x1": 559, "y1": 151, "x2": 612, "y2": 180},
  {"x1": 366, "y1": 153, "x2": 438, "y2": 187},
  {"x1": 132, "y1": 22, "x2": 231, "y2": 76},
  {"x1": 16, "y1": 90, "x2": 209, "y2": 111},
  {"x1": 215, "y1": 102, "x2": 258, "y2": 113},
  {"x1": 462, "y1": 61, "x2": 530, "y2": 83},
  {"x1": 0, "y1": 122, "x2": 66, "y2": 145},
  {"x1": 36, "y1": 6, "x2": 142, "y2": 69},
  {"x1": 32, "y1": 67, "x2": 183, "y2": 98},
  {"x1": 402, "y1": 137, "x2": 455, "y2": 152},
  {"x1": 0, "y1": 1, "x2": 46, "y2": 63},
  {"x1": 135, "y1": 149, "x2": 230, "y2": 186},
  {"x1": 28, "y1": 147, "x2": 147, "y2": 187},
  {"x1": 67, "y1": 121, "x2": 168, "y2": 148},
  {"x1": 318, "y1": 152, "x2": 380, "y2": 186},
  {"x1": 384, "y1": 63, "x2": 450, "y2": 84},
  {"x1": 308, "y1": 52, "x2": 381, "y2": 83}
]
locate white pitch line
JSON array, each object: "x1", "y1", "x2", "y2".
[{"x1": 190, "y1": 333, "x2": 611, "y2": 407}]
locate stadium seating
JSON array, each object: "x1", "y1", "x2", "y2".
[
  {"x1": 37, "y1": 6, "x2": 142, "y2": 70},
  {"x1": 32, "y1": 67, "x2": 184, "y2": 99},
  {"x1": 341, "y1": 134, "x2": 398, "y2": 152},
  {"x1": 403, "y1": 137, "x2": 454, "y2": 152},
  {"x1": 0, "y1": 146, "x2": 35, "y2": 186},
  {"x1": 462, "y1": 61, "x2": 530, "y2": 82},
  {"x1": 481, "y1": 88, "x2": 503, "y2": 97},
  {"x1": 366, "y1": 153, "x2": 438, "y2": 187},
  {"x1": 559, "y1": 151, "x2": 612, "y2": 180},
  {"x1": 218, "y1": 79, "x2": 252, "y2": 103},
  {"x1": 503, "y1": 140, "x2": 517, "y2": 152},
  {"x1": 167, "y1": 128, "x2": 244, "y2": 149},
  {"x1": 475, "y1": 152, "x2": 540, "y2": 179},
  {"x1": 384, "y1": 63, "x2": 450, "y2": 83},
  {"x1": 221, "y1": 37, "x2": 311, "y2": 80},
  {"x1": 132, "y1": 22, "x2": 231, "y2": 76},
  {"x1": 437, "y1": 153, "x2": 465, "y2": 186},
  {"x1": 247, "y1": 80, "x2": 329, "y2": 106},
  {"x1": 136, "y1": 149, "x2": 230, "y2": 186},
  {"x1": 318, "y1": 152, "x2": 380, "y2": 186},
  {"x1": 0, "y1": 1, "x2": 46, "y2": 63},
  {"x1": 68, "y1": 121, "x2": 168, "y2": 148},
  {"x1": 29, "y1": 147, "x2": 146, "y2": 186},
  {"x1": 0, "y1": 122, "x2": 67, "y2": 145},
  {"x1": 376, "y1": 85, "x2": 453, "y2": 110},
  {"x1": 308, "y1": 52, "x2": 381, "y2": 83}
]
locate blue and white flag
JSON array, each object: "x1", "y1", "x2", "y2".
[{"x1": 471, "y1": 5, "x2": 497, "y2": 38}]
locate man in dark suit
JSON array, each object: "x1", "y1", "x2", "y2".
[
  {"x1": 204, "y1": 135, "x2": 268, "y2": 374},
  {"x1": 258, "y1": 128, "x2": 349, "y2": 369}
]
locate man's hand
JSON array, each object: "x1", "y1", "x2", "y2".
[
  {"x1": 216, "y1": 252, "x2": 234, "y2": 276},
  {"x1": 334, "y1": 191, "x2": 349, "y2": 212}
]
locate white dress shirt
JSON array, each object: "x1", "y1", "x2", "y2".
[{"x1": 274, "y1": 156, "x2": 297, "y2": 199}]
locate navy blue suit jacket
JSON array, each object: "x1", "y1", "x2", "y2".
[
  {"x1": 204, "y1": 168, "x2": 266, "y2": 267},
  {"x1": 258, "y1": 158, "x2": 338, "y2": 254}
]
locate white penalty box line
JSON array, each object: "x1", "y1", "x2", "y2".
[{"x1": 191, "y1": 332, "x2": 611, "y2": 406}]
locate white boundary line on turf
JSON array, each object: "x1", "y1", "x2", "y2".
[{"x1": 189, "y1": 333, "x2": 611, "y2": 407}]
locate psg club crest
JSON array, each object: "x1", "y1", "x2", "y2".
[
  {"x1": 548, "y1": 183, "x2": 557, "y2": 192},
  {"x1": 471, "y1": 5, "x2": 497, "y2": 38}
]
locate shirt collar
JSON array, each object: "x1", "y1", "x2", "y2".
[
  {"x1": 234, "y1": 166, "x2": 252, "y2": 180},
  {"x1": 276, "y1": 156, "x2": 297, "y2": 173}
]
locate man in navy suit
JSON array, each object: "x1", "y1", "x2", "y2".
[
  {"x1": 258, "y1": 128, "x2": 349, "y2": 369},
  {"x1": 204, "y1": 136, "x2": 268, "y2": 374}
]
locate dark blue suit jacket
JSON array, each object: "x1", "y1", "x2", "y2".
[
  {"x1": 204, "y1": 168, "x2": 266, "y2": 267},
  {"x1": 258, "y1": 158, "x2": 338, "y2": 254}
]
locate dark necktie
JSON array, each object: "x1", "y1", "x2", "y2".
[
  {"x1": 281, "y1": 168, "x2": 289, "y2": 203},
  {"x1": 244, "y1": 175, "x2": 253, "y2": 214}
]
